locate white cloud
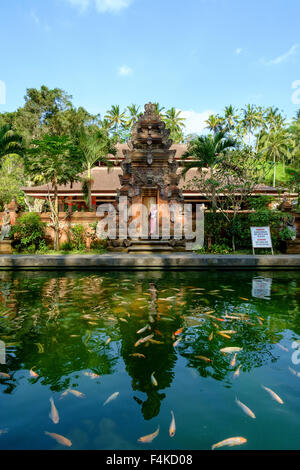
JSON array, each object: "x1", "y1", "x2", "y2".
[
  {"x1": 179, "y1": 109, "x2": 214, "y2": 135},
  {"x1": 261, "y1": 44, "x2": 299, "y2": 65},
  {"x1": 95, "y1": 0, "x2": 133, "y2": 13},
  {"x1": 63, "y1": 0, "x2": 132, "y2": 13},
  {"x1": 235, "y1": 48, "x2": 242, "y2": 55},
  {"x1": 30, "y1": 10, "x2": 40, "y2": 25},
  {"x1": 118, "y1": 65, "x2": 133, "y2": 76},
  {"x1": 64, "y1": 0, "x2": 90, "y2": 11}
]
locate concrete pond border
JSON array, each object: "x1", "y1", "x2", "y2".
[{"x1": 0, "y1": 254, "x2": 300, "y2": 270}]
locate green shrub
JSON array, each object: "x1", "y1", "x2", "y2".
[
  {"x1": 278, "y1": 227, "x2": 295, "y2": 241},
  {"x1": 11, "y1": 213, "x2": 46, "y2": 251},
  {"x1": 60, "y1": 241, "x2": 73, "y2": 251},
  {"x1": 70, "y1": 225, "x2": 86, "y2": 250}
]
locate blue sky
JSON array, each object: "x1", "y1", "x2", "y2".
[{"x1": 0, "y1": 0, "x2": 299, "y2": 133}]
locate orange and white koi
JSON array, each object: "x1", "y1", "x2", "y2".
[
  {"x1": 173, "y1": 337, "x2": 182, "y2": 347},
  {"x1": 84, "y1": 372, "x2": 100, "y2": 379},
  {"x1": 138, "y1": 426, "x2": 160, "y2": 443},
  {"x1": 211, "y1": 436, "x2": 247, "y2": 450},
  {"x1": 45, "y1": 431, "x2": 72, "y2": 447},
  {"x1": 230, "y1": 353, "x2": 237, "y2": 367},
  {"x1": 0, "y1": 372, "x2": 10, "y2": 378},
  {"x1": 233, "y1": 365, "x2": 241, "y2": 378},
  {"x1": 105, "y1": 337, "x2": 111, "y2": 345},
  {"x1": 169, "y1": 411, "x2": 176, "y2": 437},
  {"x1": 130, "y1": 353, "x2": 146, "y2": 358},
  {"x1": 30, "y1": 368, "x2": 38, "y2": 377},
  {"x1": 195, "y1": 355, "x2": 212, "y2": 363}
]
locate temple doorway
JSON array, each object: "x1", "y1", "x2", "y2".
[{"x1": 142, "y1": 188, "x2": 158, "y2": 238}]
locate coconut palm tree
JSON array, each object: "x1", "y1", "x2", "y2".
[
  {"x1": 125, "y1": 104, "x2": 141, "y2": 129},
  {"x1": 79, "y1": 129, "x2": 116, "y2": 210},
  {"x1": 223, "y1": 105, "x2": 238, "y2": 132},
  {"x1": 241, "y1": 104, "x2": 263, "y2": 146},
  {"x1": 154, "y1": 103, "x2": 165, "y2": 117},
  {"x1": 0, "y1": 124, "x2": 23, "y2": 162},
  {"x1": 205, "y1": 114, "x2": 224, "y2": 134},
  {"x1": 260, "y1": 129, "x2": 292, "y2": 187},
  {"x1": 104, "y1": 105, "x2": 126, "y2": 130},
  {"x1": 182, "y1": 132, "x2": 237, "y2": 211},
  {"x1": 164, "y1": 107, "x2": 186, "y2": 143}
]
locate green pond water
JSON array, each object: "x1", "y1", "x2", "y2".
[{"x1": 0, "y1": 269, "x2": 299, "y2": 450}]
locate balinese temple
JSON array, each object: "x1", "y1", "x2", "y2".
[{"x1": 22, "y1": 103, "x2": 296, "y2": 251}]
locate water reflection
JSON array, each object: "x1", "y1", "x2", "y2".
[{"x1": 0, "y1": 270, "x2": 300, "y2": 449}]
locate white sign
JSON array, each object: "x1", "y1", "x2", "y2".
[
  {"x1": 250, "y1": 226, "x2": 272, "y2": 248},
  {"x1": 252, "y1": 277, "x2": 272, "y2": 299}
]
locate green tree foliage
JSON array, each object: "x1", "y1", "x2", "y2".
[
  {"x1": 11, "y1": 212, "x2": 46, "y2": 252},
  {"x1": 24, "y1": 134, "x2": 82, "y2": 249}
]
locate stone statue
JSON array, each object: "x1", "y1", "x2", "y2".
[{"x1": 0, "y1": 210, "x2": 11, "y2": 241}]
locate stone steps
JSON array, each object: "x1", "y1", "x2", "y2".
[{"x1": 127, "y1": 239, "x2": 174, "y2": 253}]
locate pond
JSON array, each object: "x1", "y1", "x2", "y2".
[{"x1": 0, "y1": 269, "x2": 299, "y2": 450}]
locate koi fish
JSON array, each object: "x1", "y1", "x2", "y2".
[
  {"x1": 130, "y1": 353, "x2": 146, "y2": 358},
  {"x1": 208, "y1": 332, "x2": 213, "y2": 341},
  {"x1": 235, "y1": 397, "x2": 255, "y2": 419},
  {"x1": 230, "y1": 353, "x2": 237, "y2": 367},
  {"x1": 262, "y1": 385, "x2": 284, "y2": 404},
  {"x1": 222, "y1": 330, "x2": 237, "y2": 334},
  {"x1": 45, "y1": 431, "x2": 72, "y2": 447},
  {"x1": 84, "y1": 372, "x2": 100, "y2": 379},
  {"x1": 173, "y1": 337, "x2": 182, "y2": 347},
  {"x1": 68, "y1": 389, "x2": 86, "y2": 398},
  {"x1": 233, "y1": 365, "x2": 241, "y2": 378},
  {"x1": 174, "y1": 328, "x2": 183, "y2": 336},
  {"x1": 0, "y1": 372, "x2": 10, "y2": 378},
  {"x1": 195, "y1": 355, "x2": 212, "y2": 363},
  {"x1": 239, "y1": 297, "x2": 249, "y2": 301},
  {"x1": 217, "y1": 332, "x2": 231, "y2": 339},
  {"x1": 154, "y1": 329, "x2": 163, "y2": 337},
  {"x1": 30, "y1": 368, "x2": 38, "y2": 378},
  {"x1": 138, "y1": 426, "x2": 160, "y2": 443},
  {"x1": 134, "y1": 334, "x2": 154, "y2": 347},
  {"x1": 169, "y1": 411, "x2": 176, "y2": 437},
  {"x1": 49, "y1": 397, "x2": 59, "y2": 424},
  {"x1": 105, "y1": 337, "x2": 111, "y2": 345},
  {"x1": 211, "y1": 436, "x2": 247, "y2": 450},
  {"x1": 220, "y1": 347, "x2": 242, "y2": 354},
  {"x1": 148, "y1": 339, "x2": 164, "y2": 345},
  {"x1": 288, "y1": 366, "x2": 300, "y2": 378},
  {"x1": 137, "y1": 325, "x2": 150, "y2": 334},
  {"x1": 119, "y1": 318, "x2": 128, "y2": 323},
  {"x1": 151, "y1": 372, "x2": 158, "y2": 386},
  {"x1": 103, "y1": 392, "x2": 119, "y2": 406},
  {"x1": 277, "y1": 344, "x2": 289, "y2": 352}
]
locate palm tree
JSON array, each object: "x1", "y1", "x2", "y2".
[
  {"x1": 223, "y1": 105, "x2": 238, "y2": 132},
  {"x1": 164, "y1": 107, "x2": 186, "y2": 143},
  {"x1": 260, "y1": 129, "x2": 291, "y2": 187},
  {"x1": 265, "y1": 107, "x2": 285, "y2": 132},
  {"x1": 104, "y1": 105, "x2": 126, "y2": 130},
  {"x1": 205, "y1": 114, "x2": 224, "y2": 134},
  {"x1": 79, "y1": 129, "x2": 116, "y2": 210},
  {"x1": 182, "y1": 132, "x2": 237, "y2": 211},
  {"x1": 0, "y1": 124, "x2": 23, "y2": 162},
  {"x1": 241, "y1": 104, "x2": 263, "y2": 146},
  {"x1": 125, "y1": 104, "x2": 141, "y2": 129},
  {"x1": 154, "y1": 103, "x2": 165, "y2": 116}
]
